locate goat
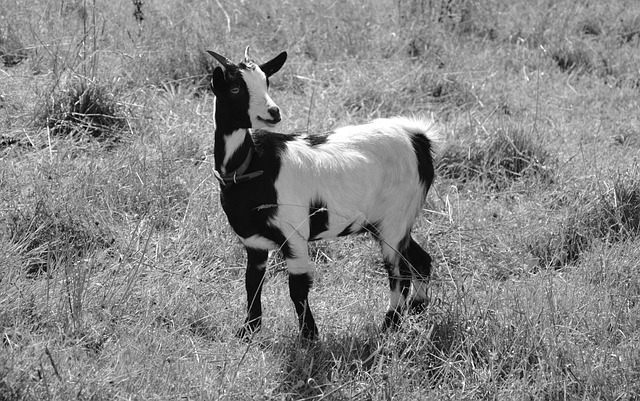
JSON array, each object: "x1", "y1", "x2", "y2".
[{"x1": 208, "y1": 48, "x2": 439, "y2": 340}]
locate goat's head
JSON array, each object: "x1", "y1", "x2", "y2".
[{"x1": 208, "y1": 47, "x2": 287, "y2": 130}]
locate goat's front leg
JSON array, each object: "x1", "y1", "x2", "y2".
[
  {"x1": 236, "y1": 247, "x2": 268, "y2": 339},
  {"x1": 286, "y1": 251, "x2": 318, "y2": 340}
]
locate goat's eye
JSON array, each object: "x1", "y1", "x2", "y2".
[{"x1": 230, "y1": 87, "x2": 240, "y2": 94}]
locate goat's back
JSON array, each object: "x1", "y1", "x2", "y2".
[{"x1": 271, "y1": 117, "x2": 438, "y2": 242}]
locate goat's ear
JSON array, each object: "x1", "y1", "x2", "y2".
[
  {"x1": 260, "y1": 51, "x2": 287, "y2": 78},
  {"x1": 211, "y1": 66, "x2": 227, "y2": 91}
]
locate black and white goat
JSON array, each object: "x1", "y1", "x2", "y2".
[{"x1": 208, "y1": 48, "x2": 439, "y2": 340}]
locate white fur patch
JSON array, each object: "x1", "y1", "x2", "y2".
[
  {"x1": 221, "y1": 129, "x2": 249, "y2": 171},
  {"x1": 271, "y1": 117, "x2": 438, "y2": 253},
  {"x1": 241, "y1": 235, "x2": 278, "y2": 251},
  {"x1": 241, "y1": 68, "x2": 279, "y2": 129},
  {"x1": 285, "y1": 252, "x2": 313, "y2": 275}
]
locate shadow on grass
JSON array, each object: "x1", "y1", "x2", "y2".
[
  {"x1": 262, "y1": 326, "x2": 382, "y2": 400},
  {"x1": 264, "y1": 310, "x2": 549, "y2": 400}
]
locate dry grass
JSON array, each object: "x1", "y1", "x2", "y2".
[
  {"x1": 437, "y1": 123, "x2": 555, "y2": 189},
  {"x1": 2, "y1": 0, "x2": 640, "y2": 399},
  {"x1": 528, "y1": 167, "x2": 640, "y2": 268},
  {"x1": 39, "y1": 82, "x2": 127, "y2": 141}
]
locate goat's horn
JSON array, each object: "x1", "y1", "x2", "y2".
[
  {"x1": 244, "y1": 46, "x2": 251, "y2": 63},
  {"x1": 207, "y1": 50, "x2": 234, "y2": 69}
]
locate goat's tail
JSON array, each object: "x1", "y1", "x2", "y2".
[
  {"x1": 390, "y1": 116, "x2": 441, "y2": 192},
  {"x1": 395, "y1": 115, "x2": 442, "y2": 154}
]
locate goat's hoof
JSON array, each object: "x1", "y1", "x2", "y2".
[
  {"x1": 303, "y1": 330, "x2": 319, "y2": 341},
  {"x1": 382, "y1": 310, "x2": 402, "y2": 332},
  {"x1": 299, "y1": 326, "x2": 319, "y2": 342},
  {"x1": 236, "y1": 321, "x2": 261, "y2": 340},
  {"x1": 409, "y1": 299, "x2": 428, "y2": 315}
]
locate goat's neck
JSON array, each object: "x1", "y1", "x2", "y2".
[{"x1": 214, "y1": 125, "x2": 254, "y2": 175}]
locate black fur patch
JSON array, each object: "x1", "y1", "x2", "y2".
[
  {"x1": 409, "y1": 133, "x2": 435, "y2": 190},
  {"x1": 403, "y1": 237, "x2": 432, "y2": 278},
  {"x1": 309, "y1": 198, "x2": 329, "y2": 241},
  {"x1": 244, "y1": 248, "x2": 268, "y2": 329},
  {"x1": 303, "y1": 131, "x2": 333, "y2": 147},
  {"x1": 211, "y1": 66, "x2": 252, "y2": 134},
  {"x1": 219, "y1": 131, "x2": 297, "y2": 259},
  {"x1": 337, "y1": 222, "x2": 356, "y2": 237}
]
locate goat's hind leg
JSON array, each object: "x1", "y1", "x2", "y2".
[
  {"x1": 380, "y1": 236, "x2": 432, "y2": 331},
  {"x1": 380, "y1": 241, "x2": 412, "y2": 331},
  {"x1": 236, "y1": 247, "x2": 268, "y2": 339},
  {"x1": 404, "y1": 236, "x2": 432, "y2": 314}
]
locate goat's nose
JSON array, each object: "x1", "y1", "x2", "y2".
[{"x1": 268, "y1": 106, "x2": 281, "y2": 122}]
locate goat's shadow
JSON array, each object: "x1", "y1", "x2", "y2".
[
  {"x1": 252, "y1": 314, "x2": 475, "y2": 400},
  {"x1": 263, "y1": 324, "x2": 384, "y2": 400}
]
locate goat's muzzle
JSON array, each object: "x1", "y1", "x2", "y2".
[{"x1": 258, "y1": 107, "x2": 281, "y2": 125}]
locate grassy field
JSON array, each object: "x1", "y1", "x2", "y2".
[{"x1": 2, "y1": 0, "x2": 640, "y2": 399}]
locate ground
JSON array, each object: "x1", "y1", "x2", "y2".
[{"x1": 1, "y1": 0, "x2": 640, "y2": 399}]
